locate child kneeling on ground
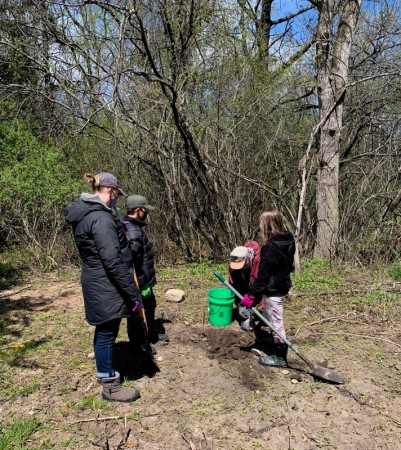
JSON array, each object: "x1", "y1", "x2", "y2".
[{"x1": 229, "y1": 241, "x2": 260, "y2": 331}]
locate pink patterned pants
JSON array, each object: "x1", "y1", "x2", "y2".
[{"x1": 261, "y1": 296, "x2": 286, "y2": 344}]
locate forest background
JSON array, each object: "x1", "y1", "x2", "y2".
[{"x1": 0, "y1": 0, "x2": 400, "y2": 275}]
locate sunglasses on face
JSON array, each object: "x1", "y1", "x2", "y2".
[{"x1": 111, "y1": 188, "x2": 122, "y2": 199}]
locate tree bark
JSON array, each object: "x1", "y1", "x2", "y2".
[{"x1": 314, "y1": 0, "x2": 361, "y2": 259}]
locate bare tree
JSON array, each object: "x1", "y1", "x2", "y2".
[
  {"x1": 314, "y1": 0, "x2": 362, "y2": 259},
  {"x1": 1, "y1": 0, "x2": 400, "y2": 265}
]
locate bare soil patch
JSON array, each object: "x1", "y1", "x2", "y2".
[{"x1": 0, "y1": 268, "x2": 400, "y2": 449}]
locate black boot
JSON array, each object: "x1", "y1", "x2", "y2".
[
  {"x1": 259, "y1": 343, "x2": 288, "y2": 368},
  {"x1": 276, "y1": 343, "x2": 288, "y2": 363}
]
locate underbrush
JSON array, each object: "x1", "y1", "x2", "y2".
[{"x1": 0, "y1": 262, "x2": 22, "y2": 290}]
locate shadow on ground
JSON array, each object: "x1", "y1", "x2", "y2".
[
  {"x1": 114, "y1": 341, "x2": 159, "y2": 381},
  {"x1": 0, "y1": 295, "x2": 55, "y2": 339}
]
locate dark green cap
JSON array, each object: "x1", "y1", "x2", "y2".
[{"x1": 126, "y1": 195, "x2": 155, "y2": 211}]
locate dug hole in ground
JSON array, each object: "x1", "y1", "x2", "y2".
[{"x1": 0, "y1": 262, "x2": 400, "y2": 449}]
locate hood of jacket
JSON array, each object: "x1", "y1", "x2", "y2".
[
  {"x1": 64, "y1": 193, "x2": 110, "y2": 225},
  {"x1": 269, "y1": 231, "x2": 295, "y2": 254}
]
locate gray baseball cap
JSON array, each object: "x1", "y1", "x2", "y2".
[
  {"x1": 126, "y1": 194, "x2": 155, "y2": 211},
  {"x1": 97, "y1": 172, "x2": 126, "y2": 196}
]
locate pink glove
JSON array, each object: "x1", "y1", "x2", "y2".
[{"x1": 240, "y1": 294, "x2": 255, "y2": 309}]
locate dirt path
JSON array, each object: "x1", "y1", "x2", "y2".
[{"x1": 0, "y1": 270, "x2": 400, "y2": 449}]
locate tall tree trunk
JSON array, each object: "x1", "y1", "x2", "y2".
[
  {"x1": 259, "y1": 0, "x2": 273, "y2": 64},
  {"x1": 314, "y1": 0, "x2": 361, "y2": 259}
]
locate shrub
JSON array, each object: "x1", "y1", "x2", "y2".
[{"x1": 0, "y1": 118, "x2": 81, "y2": 270}]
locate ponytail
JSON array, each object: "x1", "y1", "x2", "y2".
[{"x1": 84, "y1": 173, "x2": 101, "y2": 192}]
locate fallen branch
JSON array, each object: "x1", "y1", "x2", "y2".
[
  {"x1": 69, "y1": 416, "x2": 122, "y2": 425},
  {"x1": 310, "y1": 332, "x2": 401, "y2": 348},
  {"x1": 294, "y1": 314, "x2": 356, "y2": 337},
  {"x1": 181, "y1": 433, "x2": 196, "y2": 450},
  {"x1": 0, "y1": 286, "x2": 32, "y2": 299}
]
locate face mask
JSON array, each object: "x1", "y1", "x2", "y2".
[{"x1": 109, "y1": 195, "x2": 118, "y2": 209}]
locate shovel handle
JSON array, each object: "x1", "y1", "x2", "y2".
[
  {"x1": 213, "y1": 271, "x2": 316, "y2": 372},
  {"x1": 213, "y1": 271, "x2": 244, "y2": 299}
]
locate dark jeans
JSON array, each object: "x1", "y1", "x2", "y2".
[{"x1": 94, "y1": 318, "x2": 121, "y2": 378}]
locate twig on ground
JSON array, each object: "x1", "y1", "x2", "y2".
[
  {"x1": 336, "y1": 386, "x2": 366, "y2": 405},
  {"x1": 294, "y1": 314, "x2": 357, "y2": 337},
  {"x1": 0, "y1": 286, "x2": 32, "y2": 299},
  {"x1": 116, "y1": 424, "x2": 131, "y2": 450},
  {"x1": 69, "y1": 416, "x2": 122, "y2": 424},
  {"x1": 84, "y1": 382, "x2": 94, "y2": 392},
  {"x1": 201, "y1": 430, "x2": 213, "y2": 450},
  {"x1": 310, "y1": 332, "x2": 401, "y2": 348},
  {"x1": 181, "y1": 433, "x2": 196, "y2": 450}
]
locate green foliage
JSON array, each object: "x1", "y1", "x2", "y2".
[
  {"x1": 0, "y1": 376, "x2": 40, "y2": 398},
  {"x1": 0, "y1": 416, "x2": 41, "y2": 450},
  {"x1": 158, "y1": 260, "x2": 228, "y2": 286},
  {"x1": 388, "y1": 263, "x2": 401, "y2": 281},
  {"x1": 0, "y1": 262, "x2": 21, "y2": 289},
  {"x1": 349, "y1": 290, "x2": 400, "y2": 320},
  {"x1": 0, "y1": 119, "x2": 80, "y2": 212},
  {"x1": 293, "y1": 259, "x2": 342, "y2": 291},
  {"x1": 0, "y1": 118, "x2": 81, "y2": 269},
  {"x1": 67, "y1": 395, "x2": 109, "y2": 411}
]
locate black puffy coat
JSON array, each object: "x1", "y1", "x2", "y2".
[
  {"x1": 123, "y1": 215, "x2": 156, "y2": 288},
  {"x1": 250, "y1": 231, "x2": 295, "y2": 301},
  {"x1": 65, "y1": 194, "x2": 141, "y2": 325}
]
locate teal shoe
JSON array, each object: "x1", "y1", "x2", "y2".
[{"x1": 258, "y1": 355, "x2": 288, "y2": 368}]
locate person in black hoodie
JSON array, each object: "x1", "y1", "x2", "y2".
[
  {"x1": 65, "y1": 172, "x2": 142, "y2": 402},
  {"x1": 239, "y1": 209, "x2": 295, "y2": 368}
]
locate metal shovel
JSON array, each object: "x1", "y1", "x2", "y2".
[{"x1": 214, "y1": 272, "x2": 345, "y2": 384}]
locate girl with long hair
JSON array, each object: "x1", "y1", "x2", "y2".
[{"x1": 240, "y1": 209, "x2": 295, "y2": 367}]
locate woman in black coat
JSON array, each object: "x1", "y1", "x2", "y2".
[{"x1": 65, "y1": 172, "x2": 142, "y2": 402}]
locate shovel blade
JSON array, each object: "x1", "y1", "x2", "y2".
[{"x1": 313, "y1": 365, "x2": 344, "y2": 384}]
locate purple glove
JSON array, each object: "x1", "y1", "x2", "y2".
[
  {"x1": 132, "y1": 300, "x2": 142, "y2": 314},
  {"x1": 240, "y1": 294, "x2": 255, "y2": 309}
]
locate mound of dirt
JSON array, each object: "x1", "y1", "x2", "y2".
[{"x1": 194, "y1": 327, "x2": 276, "y2": 390}]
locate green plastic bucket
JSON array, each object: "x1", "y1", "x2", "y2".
[{"x1": 208, "y1": 287, "x2": 235, "y2": 327}]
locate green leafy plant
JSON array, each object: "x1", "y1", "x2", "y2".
[
  {"x1": 388, "y1": 263, "x2": 401, "y2": 281},
  {"x1": 68, "y1": 395, "x2": 109, "y2": 411},
  {"x1": 0, "y1": 416, "x2": 41, "y2": 450},
  {"x1": 0, "y1": 118, "x2": 81, "y2": 270},
  {"x1": 293, "y1": 259, "x2": 343, "y2": 291}
]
